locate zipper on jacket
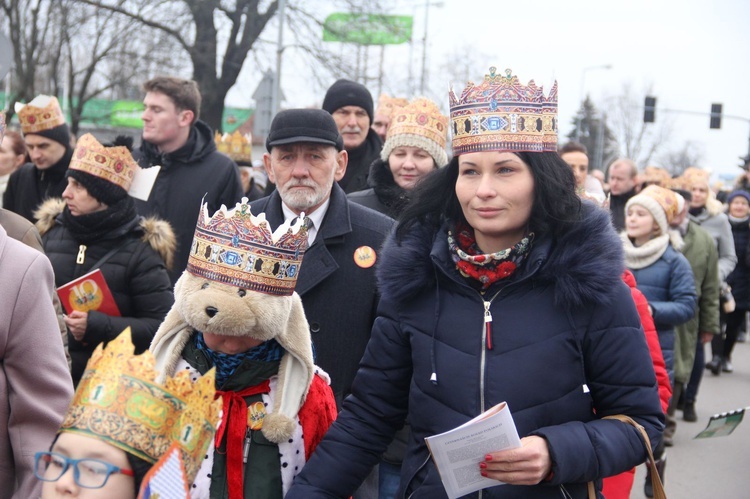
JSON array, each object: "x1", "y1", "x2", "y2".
[
  {"x1": 479, "y1": 289, "x2": 502, "y2": 413},
  {"x1": 405, "y1": 454, "x2": 432, "y2": 499},
  {"x1": 76, "y1": 245, "x2": 87, "y2": 264}
]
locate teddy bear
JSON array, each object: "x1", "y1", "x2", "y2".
[{"x1": 150, "y1": 198, "x2": 337, "y2": 499}]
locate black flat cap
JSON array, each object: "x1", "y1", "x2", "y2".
[{"x1": 266, "y1": 109, "x2": 344, "y2": 152}]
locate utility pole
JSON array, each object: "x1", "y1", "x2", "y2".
[{"x1": 271, "y1": 0, "x2": 287, "y2": 116}]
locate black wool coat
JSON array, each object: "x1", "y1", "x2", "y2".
[{"x1": 250, "y1": 183, "x2": 394, "y2": 406}]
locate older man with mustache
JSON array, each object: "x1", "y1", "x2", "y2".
[{"x1": 322, "y1": 79, "x2": 383, "y2": 194}]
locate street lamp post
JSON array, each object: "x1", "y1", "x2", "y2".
[{"x1": 271, "y1": 0, "x2": 287, "y2": 116}]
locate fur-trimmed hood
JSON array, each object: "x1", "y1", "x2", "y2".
[
  {"x1": 34, "y1": 197, "x2": 176, "y2": 269},
  {"x1": 377, "y1": 201, "x2": 625, "y2": 309}
]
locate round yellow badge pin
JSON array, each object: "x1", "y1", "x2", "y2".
[
  {"x1": 247, "y1": 401, "x2": 266, "y2": 430},
  {"x1": 354, "y1": 246, "x2": 377, "y2": 268}
]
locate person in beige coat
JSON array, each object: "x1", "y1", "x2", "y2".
[{"x1": 0, "y1": 223, "x2": 74, "y2": 499}]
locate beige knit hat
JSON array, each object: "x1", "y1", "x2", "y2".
[
  {"x1": 381, "y1": 97, "x2": 448, "y2": 167},
  {"x1": 626, "y1": 185, "x2": 679, "y2": 236}
]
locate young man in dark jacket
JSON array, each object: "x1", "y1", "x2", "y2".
[
  {"x1": 133, "y1": 77, "x2": 243, "y2": 285},
  {"x1": 3, "y1": 95, "x2": 73, "y2": 222}
]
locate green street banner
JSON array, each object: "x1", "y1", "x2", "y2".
[{"x1": 323, "y1": 13, "x2": 413, "y2": 45}]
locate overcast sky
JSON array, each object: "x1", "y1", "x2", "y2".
[{"x1": 231, "y1": 0, "x2": 749, "y2": 182}]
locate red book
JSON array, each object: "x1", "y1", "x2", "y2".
[{"x1": 57, "y1": 268, "x2": 121, "y2": 316}]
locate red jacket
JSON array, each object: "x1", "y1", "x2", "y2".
[
  {"x1": 603, "y1": 271, "x2": 672, "y2": 499},
  {"x1": 621, "y1": 270, "x2": 671, "y2": 413}
]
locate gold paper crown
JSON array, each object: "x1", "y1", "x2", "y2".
[
  {"x1": 382, "y1": 97, "x2": 449, "y2": 166},
  {"x1": 60, "y1": 328, "x2": 222, "y2": 483},
  {"x1": 681, "y1": 166, "x2": 711, "y2": 187},
  {"x1": 14, "y1": 95, "x2": 67, "y2": 135},
  {"x1": 187, "y1": 197, "x2": 308, "y2": 296},
  {"x1": 449, "y1": 67, "x2": 558, "y2": 155},
  {"x1": 375, "y1": 94, "x2": 409, "y2": 118},
  {"x1": 215, "y1": 130, "x2": 253, "y2": 164},
  {"x1": 69, "y1": 134, "x2": 139, "y2": 192},
  {"x1": 641, "y1": 166, "x2": 671, "y2": 187}
]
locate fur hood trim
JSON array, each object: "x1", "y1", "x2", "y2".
[
  {"x1": 34, "y1": 198, "x2": 66, "y2": 235},
  {"x1": 140, "y1": 217, "x2": 176, "y2": 270},
  {"x1": 34, "y1": 197, "x2": 176, "y2": 269},
  {"x1": 377, "y1": 202, "x2": 625, "y2": 309}
]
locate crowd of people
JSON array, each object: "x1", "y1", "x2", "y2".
[{"x1": 0, "y1": 64, "x2": 746, "y2": 499}]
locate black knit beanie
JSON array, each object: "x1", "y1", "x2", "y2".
[
  {"x1": 322, "y1": 79, "x2": 374, "y2": 125},
  {"x1": 27, "y1": 123, "x2": 71, "y2": 148},
  {"x1": 66, "y1": 136, "x2": 133, "y2": 206}
]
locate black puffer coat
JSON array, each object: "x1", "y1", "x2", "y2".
[
  {"x1": 727, "y1": 216, "x2": 750, "y2": 310},
  {"x1": 133, "y1": 120, "x2": 243, "y2": 284},
  {"x1": 37, "y1": 199, "x2": 175, "y2": 384},
  {"x1": 347, "y1": 158, "x2": 409, "y2": 219},
  {"x1": 288, "y1": 203, "x2": 664, "y2": 499}
]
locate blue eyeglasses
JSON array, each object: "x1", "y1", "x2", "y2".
[{"x1": 34, "y1": 451, "x2": 135, "y2": 489}]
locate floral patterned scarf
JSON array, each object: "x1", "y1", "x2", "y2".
[{"x1": 447, "y1": 223, "x2": 534, "y2": 290}]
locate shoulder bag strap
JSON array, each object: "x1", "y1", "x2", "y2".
[{"x1": 587, "y1": 414, "x2": 667, "y2": 499}]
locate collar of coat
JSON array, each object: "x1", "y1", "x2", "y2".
[
  {"x1": 34, "y1": 197, "x2": 176, "y2": 269},
  {"x1": 376, "y1": 201, "x2": 626, "y2": 309}
]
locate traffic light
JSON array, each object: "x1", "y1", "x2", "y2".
[
  {"x1": 644, "y1": 96, "x2": 656, "y2": 123},
  {"x1": 710, "y1": 103, "x2": 722, "y2": 129}
]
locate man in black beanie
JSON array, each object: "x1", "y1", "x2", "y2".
[
  {"x1": 322, "y1": 79, "x2": 383, "y2": 194},
  {"x1": 3, "y1": 95, "x2": 74, "y2": 222}
]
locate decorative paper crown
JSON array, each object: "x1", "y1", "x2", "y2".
[
  {"x1": 449, "y1": 67, "x2": 558, "y2": 155},
  {"x1": 375, "y1": 94, "x2": 409, "y2": 118},
  {"x1": 187, "y1": 198, "x2": 308, "y2": 296},
  {"x1": 382, "y1": 97, "x2": 449, "y2": 165},
  {"x1": 641, "y1": 166, "x2": 671, "y2": 187},
  {"x1": 14, "y1": 95, "x2": 66, "y2": 135},
  {"x1": 60, "y1": 328, "x2": 222, "y2": 484},
  {"x1": 0, "y1": 112, "x2": 5, "y2": 142},
  {"x1": 214, "y1": 130, "x2": 253, "y2": 164},
  {"x1": 69, "y1": 133, "x2": 139, "y2": 192},
  {"x1": 681, "y1": 166, "x2": 711, "y2": 187}
]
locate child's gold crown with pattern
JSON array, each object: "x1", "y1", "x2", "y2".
[
  {"x1": 187, "y1": 198, "x2": 308, "y2": 296},
  {"x1": 214, "y1": 130, "x2": 253, "y2": 164},
  {"x1": 69, "y1": 133, "x2": 139, "y2": 192},
  {"x1": 14, "y1": 95, "x2": 67, "y2": 134},
  {"x1": 449, "y1": 67, "x2": 558, "y2": 155},
  {"x1": 60, "y1": 328, "x2": 222, "y2": 484}
]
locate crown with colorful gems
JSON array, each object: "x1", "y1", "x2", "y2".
[
  {"x1": 214, "y1": 130, "x2": 253, "y2": 164},
  {"x1": 187, "y1": 198, "x2": 308, "y2": 296},
  {"x1": 14, "y1": 95, "x2": 67, "y2": 135},
  {"x1": 60, "y1": 328, "x2": 222, "y2": 484},
  {"x1": 69, "y1": 133, "x2": 139, "y2": 192},
  {"x1": 449, "y1": 67, "x2": 558, "y2": 155}
]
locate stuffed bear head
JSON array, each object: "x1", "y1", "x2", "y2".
[{"x1": 151, "y1": 200, "x2": 312, "y2": 443}]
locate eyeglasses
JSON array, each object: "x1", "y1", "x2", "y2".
[{"x1": 34, "y1": 451, "x2": 135, "y2": 489}]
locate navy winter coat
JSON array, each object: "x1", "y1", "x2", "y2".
[
  {"x1": 288, "y1": 203, "x2": 664, "y2": 499},
  {"x1": 628, "y1": 245, "x2": 696, "y2": 381},
  {"x1": 727, "y1": 217, "x2": 750, "y2": 310}
]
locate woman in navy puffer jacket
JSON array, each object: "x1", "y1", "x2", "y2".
[{"x1": 288, "y1": 68, "x2": 663, "y2": 497}]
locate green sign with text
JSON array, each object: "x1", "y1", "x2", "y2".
[{"x1": 323, "y1": 13, "x2": 413, "y2": 45}]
